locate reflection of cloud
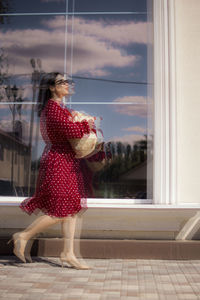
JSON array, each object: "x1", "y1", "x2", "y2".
[
  {"x1": 1, "y1": 29, "x2": 66, "y2": 74},
  {"x1": 0, "y1": 16, "x2": 147, "y2": 76},
  {"x1": 84, "y1": 69, "x2": 111, "y2": 77},
  {"x1": 44, "y1": 16, "x2": 150, "y2": 45},
  {"x1": 111, "y1": 134, "x2": 145, "y2": 144},
  {"x1": 72, "y1": 34, "x2": 138, "y2": 75},
  {"x1": 123, "y1": 126, "x2": 147, "y2": 134},
  {"x1": 113, "y1": 96, "x2": 147, "y2": 118}
]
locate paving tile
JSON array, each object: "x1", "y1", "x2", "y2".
[
  {"x1": 178, "y1": 295, "x2": 199, "y2": 299},
  {"x1": 1, "y1": 257, "x2": 200, "y2": 299},
  {"x1": 2, "y1": 294, "x2": 22, "y2": 298},
  {"x1": 38, "y1": 293, "x2": 62, "y2": 299},
  {"x1": 121, "y1": 297, "x2": 138, "y2": 300}
]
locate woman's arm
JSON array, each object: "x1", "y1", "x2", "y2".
[{"x1": 46, "y1": 101, "x2": 93, "y2": 140}]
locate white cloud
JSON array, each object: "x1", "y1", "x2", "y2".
[
  {"x1": 84, "y1": 69, "x2": 111, "y2": 77},
  {"x1": 0, "y1": 16, "x2": 148, "y2": 77},
  {"x1": 71, "y1": 34, "x2": 138, "y2": 73},
  {"x1": 123, "y1": 126, "x2": 147, "y2": 134},
  {"x1": 44, "y1": 16, "x2": 151, "y2": 45},
  {"x1": 1, "y1": 28, "x2": 137, "y2": 75},
  {"x1": 111, "y1": 134, "x2": 145, "y2": 144},
  {"x1": 0, "y1": 28, "x2": 66, "y2": 74},
  {"x1": 113, "y1": 96, "x2": 147, "y2": 118}
]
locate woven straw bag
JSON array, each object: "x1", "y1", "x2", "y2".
[{"x1": 69, "y1": 111, "x2": 98, "y2": 158}]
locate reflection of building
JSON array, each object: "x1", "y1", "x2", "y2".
[
  {"x1": 118, "y1": 159, "x2": 153, "y2": 199},
  {"x1": 119, "y1": 161, "x2": 147, "y2": 183},
  {"x1": 0, "y1": 128, "x2": 31, "y2": 195}
]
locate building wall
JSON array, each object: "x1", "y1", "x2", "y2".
[
  {"x1": 0, "y1": 204, "x2": 199, "y2": 239},
  {"x1": 176, "y1": 0, "x2": 200, "y2": 203}
]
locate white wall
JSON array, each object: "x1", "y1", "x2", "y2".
[
  {"x1": 176, "y1": 0, "x2": 200, "y2": 203},
  {"x1": 0, "y1": 203, "x2": 199, "y2": 239}
]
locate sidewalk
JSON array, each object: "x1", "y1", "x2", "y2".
[{"x1": 1, "y1": 257, "x2": 200, "y2": 299}]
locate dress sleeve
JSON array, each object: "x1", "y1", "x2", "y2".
[
  {"x1": 46, "y1": 101, "x2": 91, "y2": 140},
  {"x1": 86, "y1": 150, "x2": 106, "y2": 162}
]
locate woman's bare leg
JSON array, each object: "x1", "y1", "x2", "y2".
[
  {"x1": 21, "y1": 215, "x2": 62, "y2": 240},
  {"x1": 60, "y1": 215, "x2": 90, "y2": 269},
  {"x1": 11, "y1": 215, "x2": 63, "y2": 262}
]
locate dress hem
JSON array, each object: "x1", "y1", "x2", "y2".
[
  {"x1": 20, "y1": 204, "x2": 87, "y2": 218},
  {"x1": 19, "y1": 196, "x2": 88, "y2": 219}
]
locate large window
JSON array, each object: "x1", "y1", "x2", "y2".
[{"x1": 0, "y1": 0, "x2": 153, "y2": 200}]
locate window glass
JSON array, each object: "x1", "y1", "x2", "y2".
[
  {"x1": 0, "y1": 0, "x2": 153, "y2": 200},
  {"x1": 65, "y1": 14, "x2": 149, "y2": 85},
  {"x1": 0, "y1": 105, "x2": 42, "y2": 196},
  {"x1": 0, "y1": 0, "x2": 66, "y2": 14},
  {"x1": 69, "y1": 103, "x2": 152, "y2": 199},
  {"x1": 0, "y1": 15, "x2": 66, "y2": 78},
  {"x1": 69, "y1": 0, "x2": 148, "y2": 13},
  {"x1": 0, "y1": 143, "x2": 4, "y2": 160}
]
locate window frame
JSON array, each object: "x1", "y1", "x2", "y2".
[
  {"x1": 153, "y1": 0, "x2": 177, "y2": 205},
  {"x1": 0, "y1": 0, "x2": 178, "y2": 207}
]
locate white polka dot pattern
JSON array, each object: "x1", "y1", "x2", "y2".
[{"x1": 20, "y1": 99, "x2": 93, "y2": 218}]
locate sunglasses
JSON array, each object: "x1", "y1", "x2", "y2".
[{"x1": 55, "y1": 79, "x2": 75, "y2": 86}]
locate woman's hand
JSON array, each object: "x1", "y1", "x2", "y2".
[{"x1": 87, "y1": 119, "x2": 95, "y2": 130}]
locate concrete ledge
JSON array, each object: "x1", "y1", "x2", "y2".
[
  {"x1": 2, "y1": 238, "x2": 200, "y2": 260},
  {"x1": 1, "y1": 197, "x2": 200, "y2": 208}
]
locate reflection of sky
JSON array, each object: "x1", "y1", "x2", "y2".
[
  {"x1": 0, "y1": 0, "x2": 153, "y2": 158},
  {"x1": 1, "y1": 0, "x2": 66, "y2": 13},
  {"x1": 70, "y1": 103, "x2": 147, "y2": 142},
  {"x1": 0, "y1": 15, "x2": 151, "y2": 82},
  {"x1": 2, "y1": 0, "x2": 149, "y2": 13},
  {"x1": 73, "y1": 79, "x2": 147, "y2": 101}
]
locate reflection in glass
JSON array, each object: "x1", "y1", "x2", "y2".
[
  {"x1": 70, "y1": 0, "x2": 148, "y2": 13},
  {"x1": 0, "y1": 0, "x2": 153, "y2": 200},
  {"x1": 0, "y1": 0, "x2": 66, "y2": 14},
  {"x1": 69, "y1": 103, "x2": 152, "y2": 199},
  {"x1": 66, "y1": 14, "x2": 150, "y2": 84},
  {"x1": 0, "y1": 103, "x2": 43, "y2": 196},
  {"x1": 68, "y1": 77, "x2": 148, "y2": 104},
  {"x1": 0, "y1": 15, "x2": 66, "y2": 83},
  {"x1": 0, "y1": 13, "x2": 66, "y2": 196}
]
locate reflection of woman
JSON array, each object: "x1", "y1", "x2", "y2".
[{"x1": 9, "y1": 72, "x2": 103, "y2": 269}]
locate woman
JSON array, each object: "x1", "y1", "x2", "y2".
[{"x1": 8, "y1": 72, "x2": 102, "y2": 269}]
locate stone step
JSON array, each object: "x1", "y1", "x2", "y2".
[{"x1": 1, "y1": 238, "x2": 200, "y2": 259}]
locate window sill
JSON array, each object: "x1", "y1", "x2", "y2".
[{"x1": 0, "y1": 197, "x2": 200, "y2": 209}]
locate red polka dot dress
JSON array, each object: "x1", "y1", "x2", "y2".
[{"x1": 20, "y1": 99, "x2": 94, "y2": 218}]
